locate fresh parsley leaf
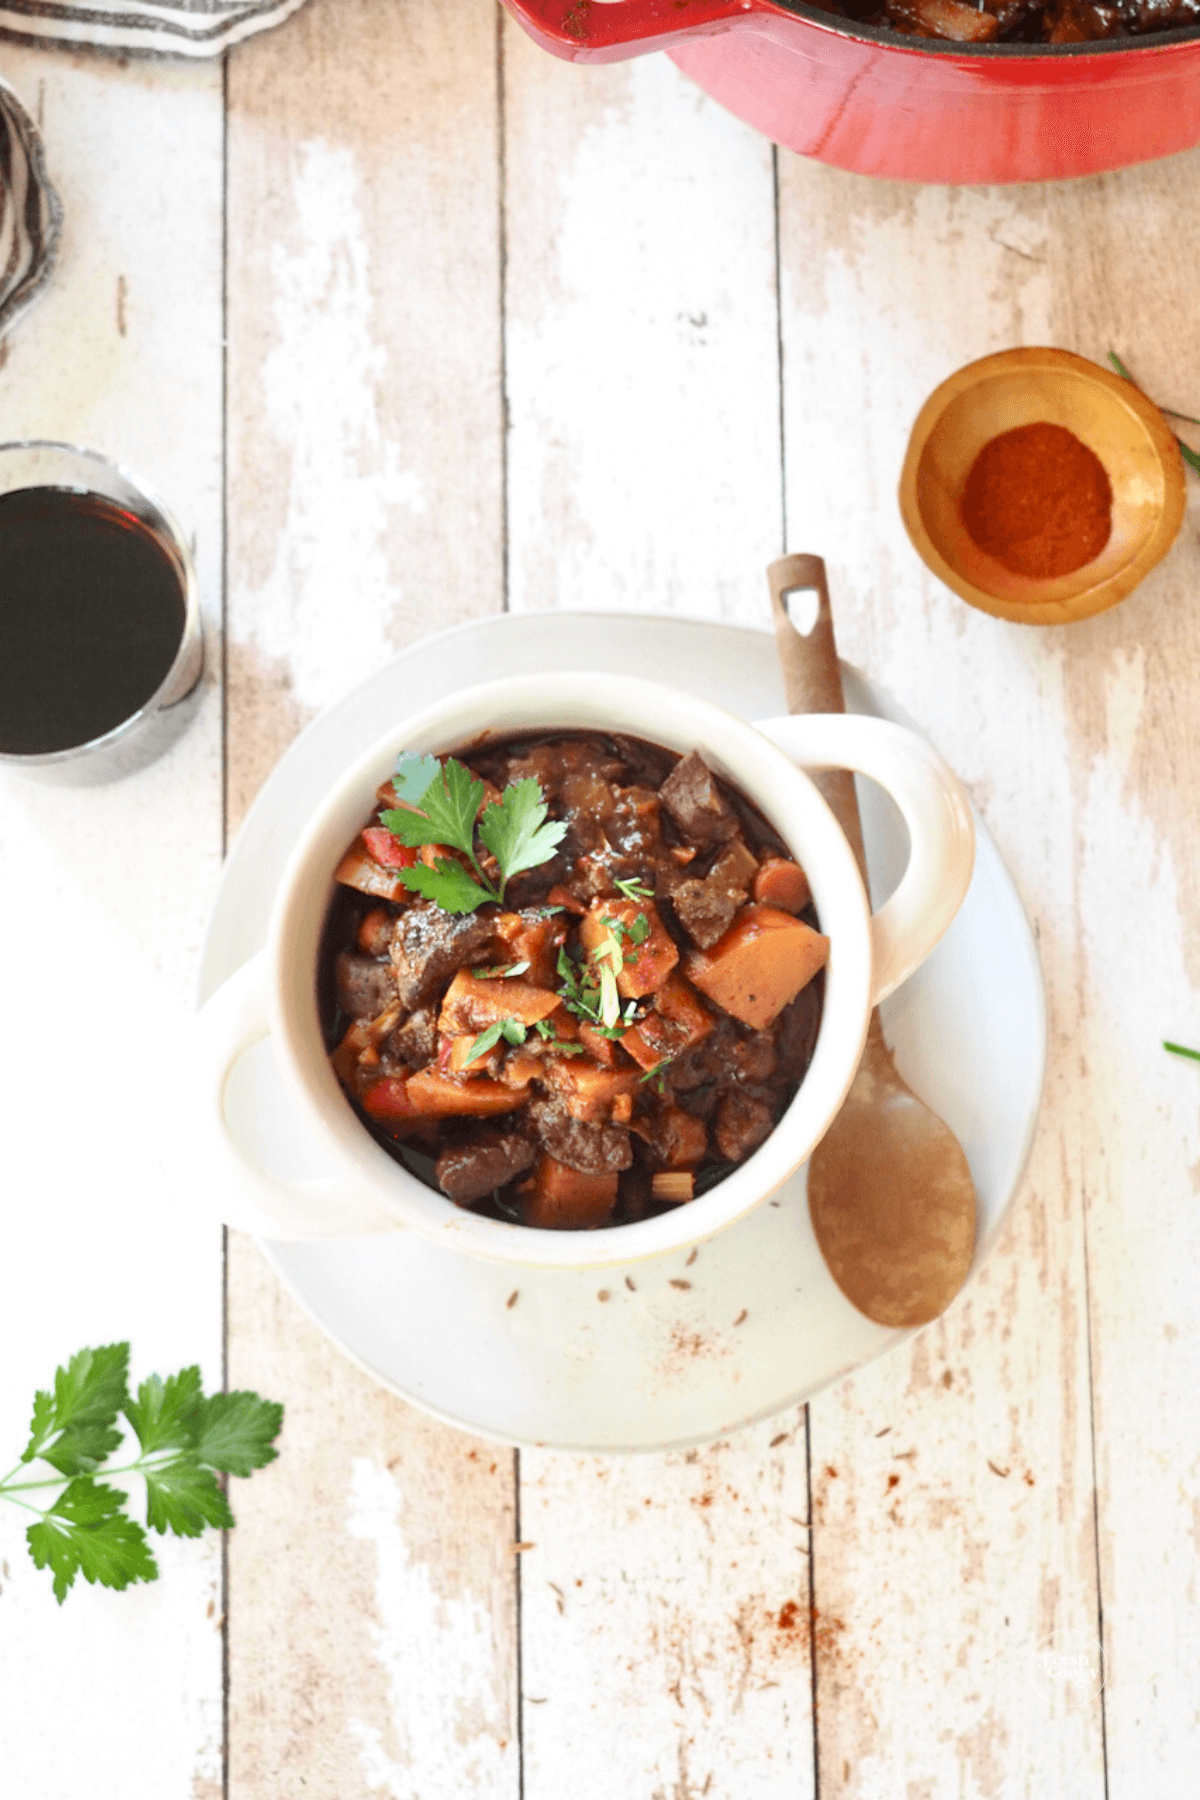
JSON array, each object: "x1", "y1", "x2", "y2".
[
  {"x1": 22, "y1": 1344, "x2": 130, "y2": 1476},
  {"x1": 144, "y1": 1460, "x2": 234, "y2": 1539},
  {"x1": 472, "y1": 961, "x2": 531, "y2": 980},
  {"x1": 125, "y1": 1366, "x2": 203, "y2": 1457},
  {"x1": 464, "y1": 1018, "x2": 528, "y2": 1065},
  {"x1": 195, "y1": 1391, "x2": 284, "y2": 1478},
  {"x1": 392, "y1": 750, "x2": 443, "y2": 805},
  {"x1": 478, "y1": 778, "x2": 567, "y2": 883},
  {"x1": 27, "y1": 1480, "x2": 158, "y2": 1604},
  {"x1": 398, "y1": 859, "x2": 493, "y2": 914},
  {"x1": 383, "y1": 759, "x2": 484, "y2": 856}
]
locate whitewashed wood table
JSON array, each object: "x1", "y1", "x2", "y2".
[{"x1": 1, "y1": 4, "x2": 1199, "y2": 1794}]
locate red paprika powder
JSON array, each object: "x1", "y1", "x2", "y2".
[{"x1": 961, "y1": 421, "x2": 1112, "y2": 580}]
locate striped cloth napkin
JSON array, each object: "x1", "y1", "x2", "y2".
[
  {"x1": 0, "y1": 0, "x2": 312, "y2": 55},
  {"x1": 0, "y1": 78, "x2": 62, "y2": 338}
]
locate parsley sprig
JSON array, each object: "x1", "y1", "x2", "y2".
[
  {"x1": 379, "y1": 753, "x2": 566, "y2": 915},
  {"x1": 0, "y1": 1344, "x2": 282, "y2": 1604}
]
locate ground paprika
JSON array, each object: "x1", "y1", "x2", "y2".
[{"x1": 961, "y1": 420, "x2": 1112, "y2": 580}]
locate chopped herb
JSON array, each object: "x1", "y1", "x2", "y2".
[
  {"x1": 532, "y1": 1018, "x2": 586, "y2": 1055},
  {"x1": 613, "y1": 876, "x2": 654, "y2": 902},
  {"x1": 639, "y1": 1060, "x2": 673, "y2": 1094},
  {"x1": 1108, "y1": 352, "x2": 1200, "y2": 475},
  {"x1": 555, "y1": 946, "x2": 634, "y2": 1040},
  {"x1": 380, "y1": 757, "x2": 566, "y2": 914},
  {"x1": 463, "y1": 1018, "x2": 529, "y2": 1065},
  {"x1": 471, "y1": 961, "x2": 531, "y2": 981},
  {"x1": 1164, "y1": 1040, "x2": 1200, "y2": 1063}
]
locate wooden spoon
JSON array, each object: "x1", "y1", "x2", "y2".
[{"x1": 768, "y1": 554, "x2": 977, "y2": 1329}]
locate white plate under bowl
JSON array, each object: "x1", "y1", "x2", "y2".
[{"x1": 199, "y1": 612, "x2": 1045, "y2": 1453}]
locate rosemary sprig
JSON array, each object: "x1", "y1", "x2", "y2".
[{"x1": 1107, "y1": 352, "x2": 1200, "y2": 475}]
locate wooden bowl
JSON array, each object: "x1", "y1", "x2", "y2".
[{"x1": 899, "y1": 348, "x2": 1187, "y2": 626}]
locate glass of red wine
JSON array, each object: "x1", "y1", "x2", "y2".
[{"x1": 0, "y1": 441, "x2": 204, "y2": 782}]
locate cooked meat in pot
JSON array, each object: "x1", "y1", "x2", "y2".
[{"x1": 321, "y1": 730, "x2": 830, "y2": 1230}]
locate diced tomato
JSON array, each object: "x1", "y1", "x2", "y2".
[{"x1": 362, "y1": 826, "x2": 417, "y2": 869}]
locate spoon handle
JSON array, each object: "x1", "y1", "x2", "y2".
[{"x1": 767, "y1": 553, "x2": 868, "y2": 885}]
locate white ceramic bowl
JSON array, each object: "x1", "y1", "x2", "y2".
[{"x1": 192, "y1": 673, "x2": 974, "y2": 1269}]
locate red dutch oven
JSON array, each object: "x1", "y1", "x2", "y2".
[{"x1": 502, "y1": 0, "x2": 1200, "y2": 183}]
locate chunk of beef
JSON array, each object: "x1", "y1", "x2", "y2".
[
  {"x1": 775, "y1": 979, "x2": 823, "y2": 1084},
  {"x1": 671, "y1": 877, "x2": 742, "y2": 950},
  {"x1": 335, "y1": 951, "x2": 399, "y2": 1020},
  {"x1": 526, "y1": 1096, "x2": 633, "y2": 1175},
  {"x1": 659, "y1": 751, "x2": 739, "y2": 850},
  {"x1": 389, "y1": 904, "x2": 497, "y2": 1010},
  {"x1": 714, "y1": 1091, "x2": 774, "y2": 1162},
  {"x1": 436, "y1": 1129, "x2": 537, "y2": 1205},
  {"x1": 386, "y1": 1007, "x2": 437, "y2": 1069}
]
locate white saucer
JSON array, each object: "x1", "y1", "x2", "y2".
[{"x1": 199, "y1": 612, "x2": 1045, "y2": 1452}]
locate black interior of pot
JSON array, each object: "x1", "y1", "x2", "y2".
[{"x1": 771, "y1": 0, "x2": 1200, "y2": 54}]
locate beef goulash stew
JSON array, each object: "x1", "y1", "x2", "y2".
[{"x1": 321, "y1": 733, "x2": 829, "y2": 1231}]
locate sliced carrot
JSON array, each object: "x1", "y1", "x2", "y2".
[
  {"x1": 494, "y1": 910, "x2": 569, "y2": 985},
  {"x1": 376, "y1": 1069, "x2": 530, "y2": 1119},
  {"x1": 524, "y1": 1155, "x2": 618, "y2": 1230},
  {"x1": 333, "y1": 836, "x2": 408, "y2": 903},
  {"x1": 545, "y1": 884, "x2": 587, "y2": 916},
  {"x1": 439, "y1": 969, "x2": 561, "y2": 1038},
  {"x1": 684, "y1": 904, "x2": 829, "y2": 1030},
  {"x1": 752, "y1": 856, "x2": 811, "y2": 915},
  {"x1": 542, "y1": 1055, "x2": 639, "y2": 1123},
  {"x1": 621, "y1": 973, "x2": 713, "y2": 1070}
]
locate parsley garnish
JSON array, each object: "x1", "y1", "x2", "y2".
[
  {"x1": 0, "y1": 1345, "x2": 282, "y2": 1604},
  {"x1": 556, "y1": 946, "x2": 639, "y2": 1039},
  {"x1": 463, "y1": 1017, "x2": 530, "y2": 1064},
  {"x1": 380, "y1": 753, "x2": 566, "y2": 914},
  {"x1": 471, "y1": 961, "x2": 531, "y2": 980},
  {"x1": 613, "y1": 876, "x2": 654, "y2": 902},
  {"x1": 639, "y1": 1059, "x2": 673, "y2": 1094}
]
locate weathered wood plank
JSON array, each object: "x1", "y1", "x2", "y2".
[
  {"x1": 223, "y1": 2, "x2": 517, "y2": 1794},
  {"x1": 501, "y1": 33, "x2": 815, "y2": 1795},
  {"x1": 521, "y1": 1416, "x2": 816, "y2": 1800},
  {"x1": 0, "y1": 43, "x2": 226, "y2": 1800},
  {"x1": 776, "y1": 162, "x2": 1106, "y2": 1796},
  {"x1": 502, "y1": 22, "x2": 782, "y2": 621},
  {"x1": 1048, "y1": 152, "x2": 1200, "y2": 1795}
]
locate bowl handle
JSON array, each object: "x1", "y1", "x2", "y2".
[
  {"x1": 502, "y1": 0, "x2": 757, "y2": 62},
  {"x1": 755, "y1": 712, "x2": 975, "y2": 1007},
  {"x1": 191, "y1": 950, "x2": 401, "y2": 1239}
]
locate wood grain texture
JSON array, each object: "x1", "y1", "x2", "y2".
[
  {"x1": 502, "y1": 19, "x2": 782, "y2": 621},
  {"x1": 225, "y1": 0, "x2": 505, "y2": 829},
  {"x1": 0, "y1": 43, "x2": 227, "y2": 1800},
  {"x1": 502, "y1": 40, "x2": 819, "y2": 1797},
  {"x1": 520, "y1": 1416, "x2": 816, "y2": 1800},
  {"x1": 775, "y1": 162, "x2": 1106, "y2": 1797},
  {"x1": 1048, "y1": 155, "x2": 1200, "y2": 1794},
  {"x1": 223, "y1": 3, "x2": 514, "y2": 1795}
]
